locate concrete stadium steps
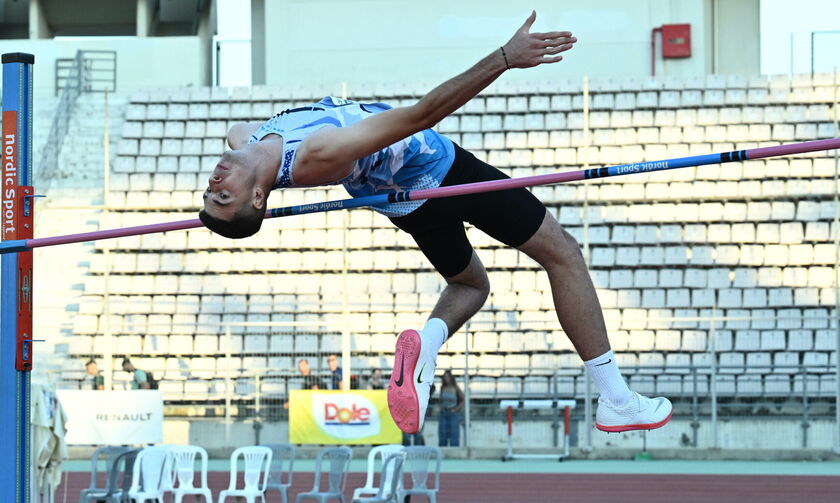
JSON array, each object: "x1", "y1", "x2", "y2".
[
  {"x1": 38, "y1": 75, "x2": 840, "y2": 400},
  {"x1": 32, "y1": 191, "x2": 109, "y2": 380},
  {"x1": 52, "y1": 93, "x2": 128, "y2": 187},
  {"x1": 29, "y1": 92, "x2": 129, "y2": 379}
]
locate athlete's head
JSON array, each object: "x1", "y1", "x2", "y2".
[{"x1": 199, "y1": 148, "x2": 267, "y2": 239}]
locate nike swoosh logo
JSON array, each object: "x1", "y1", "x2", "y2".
[
  {"x1": 417, "y1": 363, "x2": 426, "y2": 384},
  {"x1": 594, "y1": 359, "x2": 612, "y2": 367},
  {"x1": 394, "y1": 354, "x2": 405, "y2": 387}
]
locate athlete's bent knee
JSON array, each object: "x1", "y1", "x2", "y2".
[
  {"x1": 446, "y1": 266, "x2": 490, "y2": 300},
  {"x1": 541, "y1": 228, "x2": 585, "y2": 269}
]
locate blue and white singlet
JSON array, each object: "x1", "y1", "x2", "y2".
[{"x1": 248, "y1": 96, "x2": 455, "y2": 217}]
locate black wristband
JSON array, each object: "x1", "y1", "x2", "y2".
[{"x1": 500, "y1": 46, "x2": 510, "y2": 70}]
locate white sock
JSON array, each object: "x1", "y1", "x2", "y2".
[
  {"x1": 584, "y1": 350, "x2": 633, "y2": 407},
  {"x1": 421, "y1": 318, "x2": 448, "y2": 355}
]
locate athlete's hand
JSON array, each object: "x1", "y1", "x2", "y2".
[{"x1": 502, "y1": 11, "x2": 576, "y2": 69}]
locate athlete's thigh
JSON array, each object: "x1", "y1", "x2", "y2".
[
  {"x1": 400, "y1": 221, "x2": 475, "y2": 278},
  {"x1": 388, "y1": 143, "x2": 544, "y2": 274},
  {"x1": 454, "y1": 150, "x2": 547, "y2": 248}
]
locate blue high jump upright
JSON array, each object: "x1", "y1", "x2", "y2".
[{"x1": 2, "y1": 52, "x2": 35, "y2": 502}]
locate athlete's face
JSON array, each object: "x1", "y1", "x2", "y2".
[{"x1": 202, "y1": 149, "x2": 259, "y2": 221}]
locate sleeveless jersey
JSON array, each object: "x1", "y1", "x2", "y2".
[{"x1": 248, "y1": 96, "x2": 455, "y2": 217}]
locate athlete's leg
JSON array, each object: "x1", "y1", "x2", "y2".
[
  {"x1": 386, "y1": 205, "x2": 484, "y2": 434},
  {"x1": 445, "y1": 144, "x2": 671, "y2": 432},
  {"x1": 516, "y1": 211, "x2": 672, "y2": 431},
  {"x1": 386, "y1": 233, "x2": 485, "y2": 434},
  {"x1": 516, "y1": 212, "x2": 609, "y2": 360},
  {"x1": 428, "y1": 252, "x2": 490, "y2": 335}
]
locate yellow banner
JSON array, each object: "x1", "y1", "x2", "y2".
[{"x1": 289, "y1": 390, "x2": 402, "y2": 445}]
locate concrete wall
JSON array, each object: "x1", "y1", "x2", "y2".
[
  {"x1": 254, "y1": 0, "x2": 748, "y2": 88},
  {"x1": 155, "y1": 417, "x2": 838, "y2": 457},
  {"x1": 250, "y1": 0, "x2": 266, "y2": 85},
  {"x1": 712, "y1": 0, "x2": 760, "y2": 75},
  {"x1": 0, "y1": 36, "x2": 208, "y2": 97}
]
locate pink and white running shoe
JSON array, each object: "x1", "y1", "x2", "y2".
[
  {"x1": 387, "y1": 329, "x2": 436, "y2": 434},
  {"x1": 595, "y1": 392, "x2": 673, "y2": 433}
]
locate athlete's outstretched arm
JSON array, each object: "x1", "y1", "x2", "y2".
[
  {"x1": 411, "y1": 10, "x2": 576, "y2": 128},
  {"x1": 294, "y1": 11, "x2": 576, "y2": 184}
]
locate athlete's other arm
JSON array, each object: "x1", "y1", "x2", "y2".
[
  {"x1": 293, "y1": 11, "x2": 576, "y2": 185},
  {"x1": 226, "y1": 122, "x2": 264, "y2": 149}
]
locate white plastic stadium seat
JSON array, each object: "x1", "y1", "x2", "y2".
[{"x1": 219, "y1": 446, "x2": 272, "y2": 503}]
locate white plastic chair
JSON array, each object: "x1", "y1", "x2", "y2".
[
  {"x1": 351, "y1": 452, "x2": 405, "y2": 503},
  {"x1": 218, "y1": 446, "x2": 273, "y2": 503},
  {"x1": 169, "y1": 445, "x2": 213, "y2": 502},
  {"x1": 295, "y1": 446, "x2": 353, "y2": 503},
  {"x1": 79, "y1": 446, "x2": 133, "y2": 503},
  {"x1": 263, "y1": 443, "x2": 296, "y2": 503},
  {"x1": 351, "y1": 445, "x2": 404, "y2": 502},
  {"x1": 397, "y1": 446, "x2": 441, "y2": 503},
  {"x1": 127, "y1": 446, "x2": 173, "y2": 503},
  {"x1": 81, "y1": 448, "x2": 140, "y2": 503}
]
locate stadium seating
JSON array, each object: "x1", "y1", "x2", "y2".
[{"x1": 54, "y1": 73, "x2": 840, "y2": 405}]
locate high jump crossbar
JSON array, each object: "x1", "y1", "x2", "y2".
[{"x1": 2, "y1": 136, "x2": 840, "y2": 254}]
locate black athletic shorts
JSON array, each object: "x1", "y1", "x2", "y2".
[{"x1": 389, "y1": 143, "x2": 547, "y2": 277}]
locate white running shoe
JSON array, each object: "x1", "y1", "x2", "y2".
[
  {"x1": 387, "y1": 329, "x2": 437, "y2": 434},
  {"x1": 595, "y1": 392, "x2": 673, "y2": 433}
]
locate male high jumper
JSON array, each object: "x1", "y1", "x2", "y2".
[{"x1": 199, "y1": 12, "x2": 672, "y2": 434}]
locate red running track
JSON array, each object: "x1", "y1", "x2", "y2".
[{"x1": 55, "y1": 471, "x2": 840, "y2": 502}]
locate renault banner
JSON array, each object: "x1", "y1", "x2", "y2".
[
  {"x1": 56, "y1": 390, "x2": 163, "y2": 445},
  {"x1": 289, "y1": 390, "x2": 402, "y2": 444}
]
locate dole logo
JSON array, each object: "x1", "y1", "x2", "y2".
[
  {"x1": 324, "y1": 402, "x2": 370, "y2": 424},
  {"x1": 312, "y1": 393, "x2": 380, "y2": 439}
]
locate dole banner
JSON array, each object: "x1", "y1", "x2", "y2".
[
  {"x1": 289, "y1": 390, "x2": 401, "y2": 444},
  {"x1": 56, "y1": 390, "x2": 163, "y2": 445}
]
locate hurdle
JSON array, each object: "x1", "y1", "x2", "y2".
[
  {"x1": 1, "y1": 136, "x2": 840, "y2": 254},
  {"x1": 1, "y1": 52, "x2": 35, "y2": 501},
  {"x1": 501, "y1": 399, "x2": 577, "y2": 461}
]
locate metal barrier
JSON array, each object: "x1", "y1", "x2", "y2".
[
  {"x1": 54, "y1": 50, "x2": 116, "y2": 95},
  {"x1": 501, "y1": 399, "x2": 576, "y2": 461}
]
